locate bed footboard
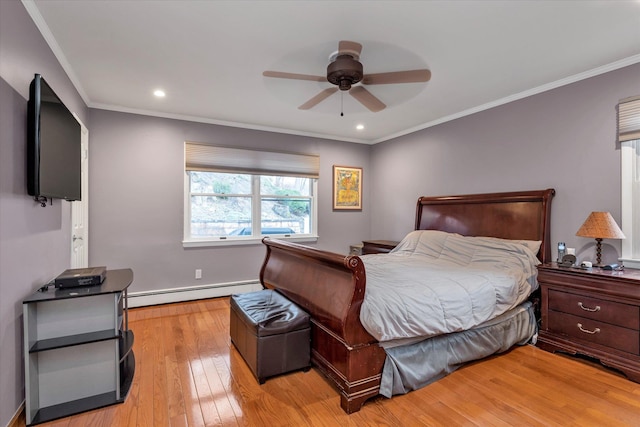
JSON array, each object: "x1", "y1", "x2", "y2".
[{"x1": 260, "y1": 238, "x2": 386, "y2": 413}]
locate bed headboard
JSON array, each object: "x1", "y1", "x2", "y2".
[{"x1": 415, "y1": 189, "x2": 555, "y2": 263}]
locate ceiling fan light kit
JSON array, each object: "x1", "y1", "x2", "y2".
[{"x1": 263, "y1": 40, "x2": 431, "y2": 113}]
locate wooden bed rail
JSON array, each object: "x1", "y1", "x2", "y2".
[
  {"x1": 260, "y1": 238, "x2": 376, "y2": 347},
  {"x1": 260, "y1": 238, "x2": 386, "y2": 413}
]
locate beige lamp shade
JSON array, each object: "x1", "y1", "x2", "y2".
[
  {"x1": 575, "y1": 212, "x2": 625, "y2": 267},
  {"x1": 575, "y1": 212, "x2": 625, "y2": 239}
]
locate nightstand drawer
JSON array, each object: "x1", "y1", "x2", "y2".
[
  {"x1": 548, "y1": 311, "x2": 639, "y2": 355},
  {"x1": 548, "y1": 290, "x2": 640, "y2": 330}
]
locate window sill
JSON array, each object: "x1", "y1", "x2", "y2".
[
  {"x1": 183, "y1": 235, "x2": 318, "y2": 248},
  {"x1": 619, "y1": 258, "x2": 640, "y2": 270}
]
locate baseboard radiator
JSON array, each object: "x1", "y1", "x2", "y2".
[{"x1": 127, "y1": 280, "x2": 263, "y2": 308}]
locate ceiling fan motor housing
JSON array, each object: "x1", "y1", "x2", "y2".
[{"x1": 327, "y1": 54, "x2": 363, "y2": 91}]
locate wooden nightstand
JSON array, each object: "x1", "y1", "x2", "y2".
[
  {"x1": 361, "y1": 240, "x2": 399, "y2": 255},
  {"x1": 537, "y1": 263, "x2": 640, "y2": 382}
]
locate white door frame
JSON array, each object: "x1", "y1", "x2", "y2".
[{"x1": 71, "y1": 114, "x2": 89, "y2": 268}]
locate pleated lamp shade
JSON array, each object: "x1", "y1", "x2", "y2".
[{"x1": 575, "y1": 212, "x2": 625, "y2": 266}]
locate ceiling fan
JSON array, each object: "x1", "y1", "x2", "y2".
[{"x1": 263, "y1": 40, "x2": 431, "y2": 113}]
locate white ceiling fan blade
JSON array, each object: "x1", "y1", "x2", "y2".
[{"x1": 298, "y1": 88, "x2": 339, "y2": 110}]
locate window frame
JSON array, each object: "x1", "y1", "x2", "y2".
[
  {"x1": 620, "y1": 139, "x2": 639, "y2": 268},
  {"x1": 183, "y1": 171, "x2": 318, "y2": 247},
  {"x1": 618, "y1": 96, "x2": 640, "y2": 268}
]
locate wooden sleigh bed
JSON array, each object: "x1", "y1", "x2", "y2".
[{"x1": 259, "y1": 189, "x2": 555, "y2": 413}]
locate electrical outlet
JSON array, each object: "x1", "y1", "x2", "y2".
[{"x1": 195, "y1": 269, "x2": 202, "y2": 279}]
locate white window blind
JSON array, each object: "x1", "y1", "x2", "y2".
[
  {"x1": 185, "y1": 142, "x2": 320, "y2": 178},
  {"x1": 618, "y1": 96, "x2": 640, "y2": 143}
]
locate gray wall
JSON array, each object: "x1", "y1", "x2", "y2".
[
  {"x1": 0, "y1": 1, "x2": 88, "y2": 425},
  {"x1": 88, "y1": 110, "x2": 371, "y2": 293},
  {"x1": 370, "y1": 63, "x2": 640, "y2": 265}
]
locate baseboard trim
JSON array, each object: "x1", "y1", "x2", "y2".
[
  {"x1": 6, "y1": 402, "x2": 24, "y2": 427},
  {"x1": 127, "y1": 280, "x2": 263, "y2": 307}
]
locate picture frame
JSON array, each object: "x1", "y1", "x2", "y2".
[{"x1": 333, "y1": 165, "x2": 362, "y2": 210}]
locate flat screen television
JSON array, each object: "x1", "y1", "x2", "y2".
[{"x1": 27, "y1": 73, "x2": 81, "y2": 203}]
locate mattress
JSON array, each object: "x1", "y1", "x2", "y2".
[{"x1": 360, "y1": 230, "x2": 541, "y2": 342}]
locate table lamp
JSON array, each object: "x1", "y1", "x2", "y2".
[{"x1": 575, "y1": 211, "x2": 625, "y2": 267}]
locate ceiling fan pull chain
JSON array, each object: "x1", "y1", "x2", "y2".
[{"x1": 340, "y1": 92, "x2": 344, "y2": 117}]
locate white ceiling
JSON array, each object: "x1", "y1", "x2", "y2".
[{"x1": 26, "y1": 0, "x2": 640, "y2": 144}]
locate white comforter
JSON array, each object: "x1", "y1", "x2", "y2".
[{"x1": 359, "y1": 230, "x2": 541, "y2": 343}]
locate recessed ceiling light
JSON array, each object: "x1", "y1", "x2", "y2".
[
  {"x1": 153, "y1": 89, "x2": 166, "y2": 98},
  {"x1": 356, "y1": 124, "x2": 365, "y2": 131}
]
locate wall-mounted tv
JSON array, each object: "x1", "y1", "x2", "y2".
[{"x1": 27, "y1": 73, "x2": 81, "y2": 204}]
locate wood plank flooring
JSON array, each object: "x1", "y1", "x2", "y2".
[{"x1": 17, "y1": 297, "x2": 640, "y2": 426}]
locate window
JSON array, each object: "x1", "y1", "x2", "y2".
[
  {"x1": 183, "y1": 143, "x2": 319, "y2": 246},
  {"x1": 188, "y1": 172, "x2": 315, "y2": 239},
  {"x1": 618, "y1": 96, "x2": 640, "y2": 268}
]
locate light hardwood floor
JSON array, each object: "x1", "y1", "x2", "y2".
[{"x1": 16, "y1": 297, "x2": 640, "y2": 426}]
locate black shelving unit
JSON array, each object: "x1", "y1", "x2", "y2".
[{"x1": 23, "y1": 269, "x2": 135, "y2": 426}]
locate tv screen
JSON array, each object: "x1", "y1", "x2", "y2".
[{"x1": 27, "y1": 74, "x2": 81, "y2": 202}]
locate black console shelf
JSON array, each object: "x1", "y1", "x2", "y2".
[
  {"x1": 30, "y1": 392, "x2": 117, "y2": 426},
  {"x1": 23, "y1": 268, "x2": 135, "y2": 426},
  {"x1": 29, "y1": 329, "x2": 118, "y2": 353}
]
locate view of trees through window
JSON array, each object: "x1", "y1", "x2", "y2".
[{"x1": 189, "y1": 172, "x2": 312, "y2": 237}]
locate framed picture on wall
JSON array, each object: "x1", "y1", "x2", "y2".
[{"x1": 333, "y1": 165, "x2": 362, "y2": 210}]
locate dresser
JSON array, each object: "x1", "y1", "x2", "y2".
[{"x1": 537, "y1": 263, "x2": 640, "y2": 382}]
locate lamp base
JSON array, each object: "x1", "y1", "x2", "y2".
[{"x1": 594, "y1": 238, "x2": 603, "y2": 267}]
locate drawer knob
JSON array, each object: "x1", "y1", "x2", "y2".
[
  {"x1": 577, "y1": 323, "x2": 601, "y2": 335},
  {"x1": 578, "y1": 302, "x2": 601, "y2": 312}
]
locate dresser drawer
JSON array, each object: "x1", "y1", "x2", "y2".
[
  {"x1": 547, "y1": 310, "x2": 639, "y2": 355},
  {"x1": 548, "y1": 290, "x2": 640, "y2": 330}
]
